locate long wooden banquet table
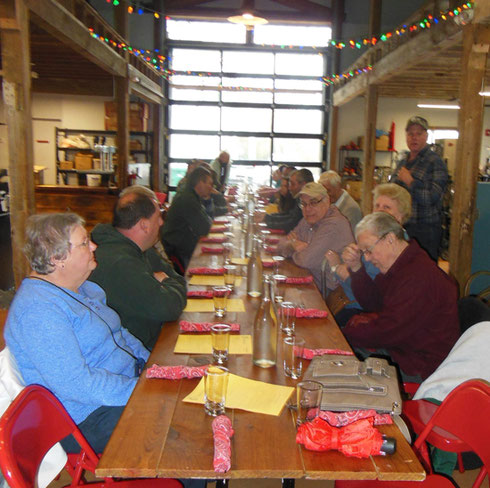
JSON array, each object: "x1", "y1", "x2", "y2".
[{"x1": 96, "y1": 219, "x2": 425, "y2": 483}]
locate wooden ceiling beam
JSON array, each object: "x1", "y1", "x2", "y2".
[
  {"x1": 333, "y1": 20, "x2": 463, "y2": 106},
  {"x1": 32, "y1": 77, "x2": 114, "y2": 95},
  {"x1": 166, "y1": 8, "x2": 331, "y2": 24},
  {"x1": 164, "y1": 0, "x2": 215, "y2": 8},
  {"x1": 25, "y1": 0, "x2": 126, "y2": 77},
  {"x1": 268, "y1": 0, "x2": 332, "y2": 18}
]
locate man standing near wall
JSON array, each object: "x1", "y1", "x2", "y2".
[
  {"x1": 391, "y1": 116, "x2": 448, "y2": 261},
  {"x1": 211, "y1": 151, "x2": 231, "y2": 193}
]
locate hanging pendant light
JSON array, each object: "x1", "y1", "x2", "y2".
[{"x1": 227, "y1": 0, "x2": 268, "y2": 30}]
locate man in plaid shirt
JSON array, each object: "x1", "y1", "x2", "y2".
[{"x1": 391, "y1": 116, "x2": 448, "y2": 261}]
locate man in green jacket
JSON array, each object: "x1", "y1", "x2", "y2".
[
  {"x1": 90, "y1": 186, "x2": 187, "y2": 350},
  {"x1": 161, "y1": 166, "x2": 213, "y2": 270}
]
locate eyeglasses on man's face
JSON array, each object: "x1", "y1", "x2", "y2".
[
  {"x1": 299, "y1": 197, "x2": 324, "y2": 209},
  {"x1": 359, "y1": 233, "x2": 388, "y2": 257}
]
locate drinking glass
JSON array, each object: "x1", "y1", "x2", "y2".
[
  {"x1": 272, "y1": 274, "x2": 287, "y2": 303},
  {"x1": 272, "y1": 255, "x2": 285, "y2": 275},
  {"x1": 296, "y1": 380, "x2": 323, "y2": 426},
  {"x1": 279, "y1": 301, "x2": 296, "y2": 335},
  {"x1": 210, "y1": 324, "x2": 231, "y2": 365},
  {"x1": 283, "y1": 336, "x2": 305, "y2": 379},
  {"x1": 223, "y1": 242, "x2": 234, "y2": 265},
  {"x1": 223, "y1": 264, "x2": 238, "y2": 292},
  {"x1": 212, "y1": 286, "x2": 229, "y2": 318},
  {"x1": 204, "y1": 365, "x2": 229, "y2": 416}
]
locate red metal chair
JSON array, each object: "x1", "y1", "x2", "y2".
[
  {"x1": 0, "y1": 384, "x2": 183, "y2": 488},
  {"x1": 335, "y1": 379, "x2": 490, "y2": 488}
]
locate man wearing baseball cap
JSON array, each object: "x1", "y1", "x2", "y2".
[
  {"x1": 276, "y1": 182, "x2": 354, "y2": 293},
  {"x1": 390, "y1": 116, "x2": 448, "y2": 261}
]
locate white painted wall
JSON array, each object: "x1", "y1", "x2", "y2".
[
  {"x1": 0, "y1": 94, "x2": 111, "y2": 185},
  {"x1": 337, "y1": 96, "x2": 489, "y2": 171}
]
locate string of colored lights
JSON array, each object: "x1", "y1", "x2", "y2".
[{"x1": 90, "y1": 1, "x2": 471, "y2": 87}]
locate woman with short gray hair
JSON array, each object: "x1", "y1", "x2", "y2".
[
  {"x1": 4, "y1": 212, "x2": 149, "y2": 453},
  {"x1": 340, "y1": 212, "x2": 459, "y2": 381},
  {"x1": 373, "y1": 183, "x2": 412, "y2": 225}
]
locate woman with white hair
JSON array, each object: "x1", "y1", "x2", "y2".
[
  {"x1": 4, "y1": 213, "x2": 149, "y2": 452},
  {"x1": 340, "y1": 212, "x2": 459, "y2": 381}
]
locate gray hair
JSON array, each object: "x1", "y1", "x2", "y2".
[
  {"x1": 24, "y1": 213, "x2": 85, "y2": 274},
  {"x1": 355, "y1": 212, "x2": 406, "y2": 241},
  {"x1": 318, "y1": 170, "x2": 341, "y2": 188},
  {"x1": 373, "y1": 183, "x2": 412, "y2": 224}
]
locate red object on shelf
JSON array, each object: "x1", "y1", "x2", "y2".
[{"x1": 389, "y1": 121, "x2": 395, "y2": 151}]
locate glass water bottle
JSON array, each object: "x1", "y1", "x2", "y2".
[
  {"x1": 252, "y1": 275, "x2": 278, "y2": 368},
  {"x1": 247, "y1": 237, "x2": 263, "y2": 297}
]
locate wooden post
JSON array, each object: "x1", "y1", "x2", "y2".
[
  {"x1": 328, "y1": 106, "x2": 339, "y2": 172},
  {"x1": 362, "y1": 85, "x2": 378, "y2": 215},
  {"x1": 152, "y1": 0, "x2": 165, "y2": 192},
  {"x1": 0, "y1": 0, "x2": 35, "y2": 287},
  {"x1": 114, "y1": 1, "x2": 129, "y2": 190},
  {"x1": 449, "y1": 23, "x2": 488, "y2": 292},
  {"x1": 369, "y1": 0, "x2": 382, "y2": 39}
]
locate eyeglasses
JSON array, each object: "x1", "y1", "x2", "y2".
[
  {"x1": 71, "y1": 238, "x2": 90, "y2": 249},
  {"x1": 359, "y1": 233, "x2": 387, "y2": 257},
  {"x1": 299, "y1": 197, "x2": 324, "y2": 209}
]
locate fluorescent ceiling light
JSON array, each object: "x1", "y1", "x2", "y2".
[
  {"x1": 417, "y1": 103, "x2": 460, "y2": 110},
  {"x1": 479, "y1": 89, "x2": 490, "y2": 97}
]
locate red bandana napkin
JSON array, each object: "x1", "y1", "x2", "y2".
[
  {"x1": 186, "y1": 290, "x2": 213, "y2": 298},
  {"x1": 295, "y1": 308, "x2": 328, "y2": 319},
  {"x1": 212, "y1": 415, "x2": 234, "y2": 473},
  {"x1": 201, "y1": 246, "x2": 224, "y2": 254},
  {"x1": 213, "y1": 219, "x2": 230, "y2": 224},
  {"x1": 297, "y1": 348, "x2": 354, "y2": 359},
  {"x1": 201, "y1": 237, "x2": 228, "y2": 243},
  {"x1": 268, "y1": 229, "x2": 286, "y2": 235},
  {"x1": 285, "y1": 276, "x2": 313, "y2": 285},
  {"x1": 210, "y1": 226, "x2": 227, "y2": 233},
  {"x1": 146, "y1": 364, "x2": 208, "y2": 379},
  {"x1": 308, "y1": 409, "x2": 393, "y2": 427},
  {"x1": 188, "y1": 267, "x2": 225, "y2": 275},
  {"x1": 264, "y1": 246, "x2": 278, "y2": 254},
  {"x1": 265, "y1": 237, "x2": 280, "y2": 245},
  {"x1": 179, "y1": 321, "x2": 240, "y2": 332},
  {"x1": 262, "y1": 261, "x2": 274, "y2": 268}
]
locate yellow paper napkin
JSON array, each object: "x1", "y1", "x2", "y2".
[
  {"x1": 231, "y1": 258, "x2": 248, "y2": 265},
  {"x1": 188, "y1": 276, "x2": 243, "y2": 287},
  {"x1": 183, "y1": 298, "x2": 245, "y2": 313},
  {"x1": 183, "y1": 373, "x2": 294, "y2": 416},
  {"x1": 206, "y1": 233, "x2": 225, "y2": 239},
  {"x1": 174, "y1": 334, "x2": 252, "y2": 354}
]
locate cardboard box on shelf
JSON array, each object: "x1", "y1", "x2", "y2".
[
  {"x1": 357, "y1": 135, "x2": 390, "y2": 151},
  {"x1": 130, "y1": 139, "x2": 143, "y2": 151},
  {"x1": 74, "y1": 153, "x2": 93, "y2": 170},
  {"x1": 104, "y1": 114, "x2": 148, "y2": 132},
  {"x1": 59, "y1": 161, "x2": 74, "y2": 170}
]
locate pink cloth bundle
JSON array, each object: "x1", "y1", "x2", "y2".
[
  {"x1": 210, "y1": 226, "x2": 227, "y2": 233},
  {"x1": 297, "y1": 347, "x2": 354, "y2": 359},
  {"x1": 306, "y1": 408, "x2": 393, "y2": 427},
  {"x1": 295, "y1": 308, "x2": 328, "y2": 319},
  {"x1": 264, "y1": 246, "x2": 278, "y2": 254},
  {"x1": 213, "y1": 219, "x2": 230, "y2": 224},
  {"x1": 201, "y1": 237, "x2": 228, "y2": 243},
  {"x1": 179, "y1": 321, "x2": 240, "y2": 332},
  {"x1": 146, "y1": 364, "x2": 208, "y2": 379},
  {"x1": 262, "y1": 261, "x2": 274, "y2": 268},
  {"x1": 212, "y1": 415, "x2": 234, "y2": 473},
  {"x1": 186, "y1": 290, "x2": 213, "y2": 298},
  {"x1": 188, "y1": 267, "x2": 225, "y2": 275},
  {"x1": 268, "y1": 229, "x2": 286, "y2": 235},
  {"x1": 285, "y1": 276, "x2": 314, "y2": 285},
  {"x1": 265, "y1": 237, "x2": 280, "y2": 245},
  {"x1": 201, "y1": 246, "x2": 224, "y2": 254}
]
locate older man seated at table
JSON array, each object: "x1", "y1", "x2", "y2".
[
  {"x1": 90, "y1": 186, "x2": 187, "y2": 350},
  {"x1": 319, "y1": 170, "x2": 362, "y2": 232},
  {"x1": 341, "y1": 212, "x2": 459, "y2": 381},
  {"x1": 277, "y1": 182, "x2": 354, "y2": 294},
  {"x1": 264, "y1": 168, "x2": 314, "y2": 233},
  {"x1": 161, "y1": 166, "x2": 213, "y2": 271}
]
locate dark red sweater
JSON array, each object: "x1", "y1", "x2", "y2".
[{"x1": 343, "y1": 240, "x2": 459, "y2": 379}]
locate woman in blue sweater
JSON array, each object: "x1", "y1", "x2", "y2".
[{"x1": 4, "y1": 213, "x2": 149, "y2": 453}]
